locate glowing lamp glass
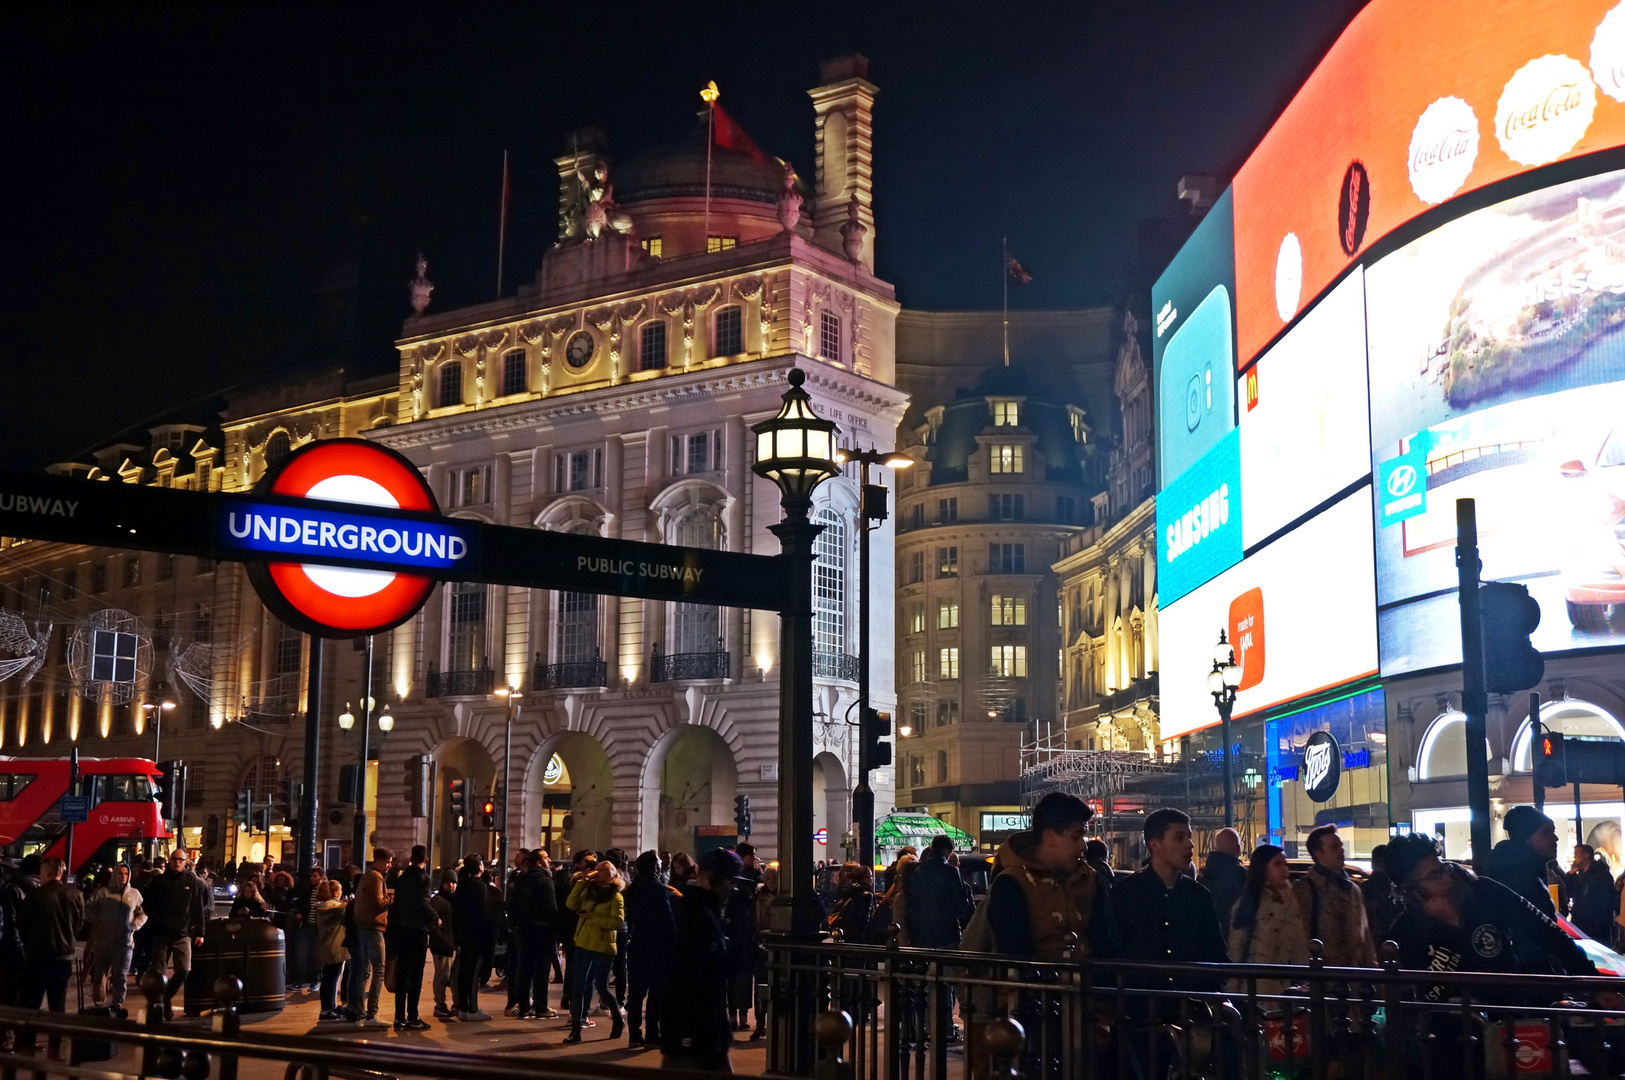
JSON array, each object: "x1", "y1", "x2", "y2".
[{"x1": 1207, "y1": 670, "x2": 1226, "y2": 695}]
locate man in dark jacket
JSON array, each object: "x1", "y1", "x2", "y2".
[
  {"x1": 661, "y1": 848, "x2": 741, "y2": 1073},
  {"x1": 624, "y1": 850, "x2": 676, "y2": 1046},
  {"x1": 1198, "y1": 828, "x2": 1246, "y2": 933},
  {"x1": 1112, "y1": 808, "x2": 1229, "y2": 993},
  {"x1": 0, "y1": 856, "x2": 38, "y2": 1010},
  {"x1": 1570, "y1": 844, "x2": 1616, "y2": 942},
  {"x1": 389, "y1": 845, "x2": 436, "y2": 1030},
  {"x1": 451, "y1": 854, "x2": 495, "y2": 1021},
  {"x1": 507, "y1": 850, "x2": 559, "y2": 1019},
  {"x1": 909, "y1": 835, "x2": 971, "y2": 947},
  {"x1": 19, "y1": 858, "x2": 83, "y2": 1015},
  {"x1": 1482, "y1": 806, "x2": 1562, "y2": 920},
  {"x1": 144, "y1": 849, "x2": 209, "y2": 1019}
]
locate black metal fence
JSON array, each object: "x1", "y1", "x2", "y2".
[
  {"x1": 424, "y1": 665, "x2": 494, "y2": 698},
  {"x1": 651, "y1": 641, "x2": 730, "y2": 682},
  {"x1": 814, "y1": 651, "x2": 861, "y2": 682},
  {"x1": 535, "y1": 655, "x2": 608, "y2": 690},
  {"x1": 770, "y1": 933, "x2": 1625, "y2": 1080}
]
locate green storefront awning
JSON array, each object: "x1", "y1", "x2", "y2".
[{"x1": 874, "y1": 813, "x2": 976, "y2": 849}]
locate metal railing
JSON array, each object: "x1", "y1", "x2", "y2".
[
  {"x1": 651, "y1": 640, "x2": 730, "y2": 682},
  {"x1": 814, "y1": 650, "x2": 861, "y2": 682},
  {"x1": 424, "y1": 665, "x2": 494, "y2": 698},
  {"x1": 769, "y1": 932, "x2": 1625, "y2": 1080},
  {"x1": 535, "y1": 651, "x2": 608, "y2": 690}
]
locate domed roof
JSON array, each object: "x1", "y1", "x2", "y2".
[{"x1": 613, "y1": 130, "x2": 806, "y2": 206}]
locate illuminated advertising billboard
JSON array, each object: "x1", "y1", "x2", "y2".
[
  {"x1": 1237, "y1": 270, "x2": 1372, "y2": 547},
  {"x1": 1156, "y1": 428, "x2": 1242, "y2": 607},
  {"x1": 1367, "y1": 167, "x2": 1625, "y2": 673},
  {"x1": 1158, "y1": 490, "x2": 1380, "y2": 741},
  {"x1": 1152, "y1": 190, "x2": 1236, "y2": 489}
]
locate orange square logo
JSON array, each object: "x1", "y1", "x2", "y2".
[{"x1": 1228, "y1": 587, "x2": 1266, "y2": 691}]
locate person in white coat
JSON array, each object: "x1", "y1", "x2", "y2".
[
  {"x1": 85, "y1": 863, "x2": 146, "y2": 1014},
  {"x1": 1227, "y1": 845, "x2": 1310, "y2": 998}
]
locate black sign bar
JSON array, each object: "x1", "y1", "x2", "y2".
[{"x1": 0, "y1": 470, "x2": 791, "y2": 611}]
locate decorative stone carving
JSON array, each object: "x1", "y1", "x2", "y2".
[
  {"x1": 758, "y1": 274, "x2": 774, "y2": 356},
  {"x1": 840, "y1": 195, "x2": 867, "y2": 262},
  {"x1": 408, "y1": 254, "x2": 433, "y2": 315},
  {"x1": 519, "y1": 321, "x2": 547, "y2": 345},
  {"x1": 776, "y1": 163, "x2": 802, "y2": 232},
  {"x1": 455, "y1": 335, "x2": 480, "y2": 359}
]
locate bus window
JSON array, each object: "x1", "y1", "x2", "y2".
[
  {"x1": 99, "y1": 775, "x2": 155, "y2": 802},
  {"x1": 0, "y1": 774, "x2": 38, "y2": 800}
]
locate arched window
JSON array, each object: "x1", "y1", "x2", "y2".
[
  {"x1": 241, "y1": 755, "x2": 284, "y2": 801},
  {"x1": 713, "y1": 305, "x2": 743, "y2": 357},
  {"x1": 1416, "y1": 711, "x2": 1495, "y2": 780},
  {"x1": 673, "y1": 510, "x2": 722, "y2": 654},
  {"x1": 1510, "y1": 700, "x2": 1625, "y2": 772},
  {"x1": 502, "y1": 350, "x2": 527, "y2": 396},
  {"x1": 439, "y1": 361, "x2": 463, "y2": 408},
  {"x1": 446, "y1": 581, "x2": 486, "y2": 672},
  {"x1": 265, "y1": 431, "x2": 292, "y2": 468},
  {"x1": 640, "y1": 321, "x2": 667, "y2": 371},
  {"x1": 813, "y1": 507, "x2": 847, "y2": 656}
]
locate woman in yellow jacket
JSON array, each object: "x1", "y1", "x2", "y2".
[{"x1": 564, "y1": 860, "x2": 626, "y2": 1043}]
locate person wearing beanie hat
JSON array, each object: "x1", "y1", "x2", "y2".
[
  {"x1": 1481, "y1": 806, "x2": 1562, "y2": 924},
  {"x1": 661, "y1": 848, "x2": 743, "y2": 1071}
]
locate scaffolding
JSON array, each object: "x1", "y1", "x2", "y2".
[{"x1": 1018, "y1": 720, "x2": 1171, "y2": 806}]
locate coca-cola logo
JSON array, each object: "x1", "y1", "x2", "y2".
[
  {"x1": 1591, "y1": 2, "x2": 1625, "y2": 103},
  {"x1": 1495, "y1": 54, "x2": 1597, "y2": 166},
  {"x1": 1407, "y1": 96, "x2": 1479, "y2": 205},
  {"x1": 1337, "y1": 161, "x2": 1370, "y2": 255}
]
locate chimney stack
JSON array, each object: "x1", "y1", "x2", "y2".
[{"x1": 809, "y1": 55, "x2": 877, "y2": 271}]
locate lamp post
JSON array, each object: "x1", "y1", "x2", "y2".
[
  {"x1": 339, "y1": 693, "x2": 392, "y2": 865},
  {"x1": 834, "y1": 446, "x2": 912, "y2": 869},
  {"x1": 494, "y1": 686, "x2": 522, "y2": 885},
  {"x1": 1208, "y1": 631, "x2": 1243, "y2": 829},
  {"x1": 142, "y1": 686, "x2": 177, "y2": 858}
]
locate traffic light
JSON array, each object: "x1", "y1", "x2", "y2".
[
  {"x1": 404, "y1": 755, "x2": 431, "y2": 818},
  {"x1": 235, "y1": 789, "x2": 251, "y2": 824},
  {"x1": 734, "y1": 793, "x2": 752, "y2": 837},
  {"x1": 481, "y1": 798, "x2": 496, "y2": 830},
  {"x1": 1480, "y1": 582, "x2": 1544, "y2": 693},
  {"x1": 338, "y1": 764, "x2": 362, "y2": 805},
  {"x1": 862, "y1": 483, "x2": 890, "y2": 524},
  {"x1": 158, "y1": 761, "x2": 181, "y2": 821},
  {"x1": 204, "y1": 814, "x2": 220, "y2": 849},
  {"x1": 284, "y1": 779, "x2": 304, "y2": 824},
  {"x1": 862, "y1": 708, "x2": 893, "y2": 768},
  {"x1": 449, "y1": 778, "x2": 467, "y2": 828},
  {"x1": 1536, "y1": 731, "x2": 1566, "y2": 788}
]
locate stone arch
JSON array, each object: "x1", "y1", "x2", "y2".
[
  {"x1": 521, "y1": 729, "x2": 614, "y2": 860},
  {"x1": 639, "y1": 720, "x2": 744, "y2": 855},
  {"x1": 649, "y1": 479, "x2": 732, "y2": 542},
  {"x1": 1416, "y1": 711, "x2": 1494, "y2": 781},
  {"x1": 813, "y1": 751, "x2": 849, "y2": 860},
  {"x1": 535, "y1": 496, "x2": 612, "y2": 536},
  {"x1": 430, "y1": 735, "x2": 497, "y2": 869}
]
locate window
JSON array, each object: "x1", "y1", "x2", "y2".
[
  {"x1": 909, "y1": 700, "x2": 927, "y2": 733},
  {"x1": 990, "y1": 444, "x2": 1024, "y2": 474},
  {"x1": 122, "y1": 558, "x2": 140, "y2": 589},
  {"x1": 640, "y1": 236, "x2": 663, "y2": 258},
  {"x1": 908, "y1": 551, "x2": 924, "y2": 585},
  {"x1": 937, "y1": 700, "x2": 960, "y2": 726},
  {"x1": 154, "y1": 610, "x2": 171, "y2": 650},
  {"x1": 937, "y1": 751, "x2": 949, "y2": 784},
  {"x1": 670, "y1": 430, "x2": 722, "y2": 476},
  {"x1": 453, "y1": 466, "x2": 490, "y2": 508},
  {"x1": 819, "y1": 311, "x2": 841, "y2": 361},
  {"x1": 992, "y1": 401, "x2": 1020, "y2": 427},
  {"x1": 195, "y1": 604, "x2": 212, "y2": 643},
  {"x1": 908, "y1": 504, "x2": 925, "y2": 531},
  {"x1": 939, "y1": 647, "x2": 960, "y2": 680},
  {"x1": 907, "y1": 756, "x2": 926, "y2": 788},
  {"x1": 937, "y1": 498, "x2": 958, "y2": 525},
  {"x1": 990, "y1": 645, "x2": 1029, "y2": 678},
  {"x1": 557, "y1": 591, "x2": 598, "y2": 664},
  {"x1": 813, "y1": 509, "x2": 847, "y2": 656},
  {"x1": 937, "y1": 601, "x2": 959, "y2": 629},
  {"x1": 110, "y1": 701, "x2": 132, "y2": 737},
  {"x1": 989, "y1": 493, "x2": 1024, "y2": 521},
  {"x1": 197, "y1": 557, "x2": 216, "y2": 574},
  {"x1": 937, "y1": 546, "x2": 958, "y2": 578},
  {"x1": 158, "y1": 553, "x2": 175, "y2": 581},
  {"x1": 907, "y1": 603, "x2": 925, "y2": 635},
  {"x1": 640, "y1": 322, "x2": 668, "y2": 371},
  {"x1": 989, "y1": 544, "x2": 1026, "y2": 574},
  {"x1": 91, "y1": 630, "x2": 138, "y2": 683},
  {"x1": 447, "y1": 581, "x2": 487, "y2": 671},
  {"x1": 555, "y1": 448, "x2": 603, "y2": 492},
  {"x1": 706, "y1": 236, "x2": 738, "y2": 253},
  {"x1": 1071, "y1": 410, "x2": 1088, "y2": 443},
  {"x1": 502, "y1": 350, "x2": 527, "y2": 396},
  {"x1": 909, "y1": 650, "x2": 927, "y2": 685},
  {"x1": 439, "y1": 361, "x2": 463, "y2": 407},
  {"x1": 91, "y1": 563, "x2": 106, "y2": 594},
  {"x1": 273, "y1": 621, "x2": 302, "y2": 676},
  {"x1": 991, "y1": 595, "x2": 1027, "y2": 626},
  {"x1": 713, "y1": 305, "x2": 743, "y2": 356},
  {"x1": 61, "y1": 568, "x2": 76, "y2": 599},
  {"x1": 265, "y1": 431, "x2": 292, "y2": 468},
  {"x1": 1057, "y1": 495, "x2": 1079, "y2": 524},
  {"x1": 674, "y1": 511, "x2": 722, "y2": 654}
]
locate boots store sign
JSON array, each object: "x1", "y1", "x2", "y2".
[
  {"x1": 1302, "y1": 730, "x2": 1342, "y2": 803},
  {"x1": 0, "y1": 438, "x2": 788, "y2": 637}
]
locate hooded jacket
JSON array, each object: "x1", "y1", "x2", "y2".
[
  {"x1": 987, "y1": 831, "x2": 1115, "y2": 961},
  {"x1": 908, "y1": 852, "x2": 971, "y2": 948},
  {"x1": 1481, "y1": 838, "x2": 1559, "y2": 922},
  {"x1": 566, "y1": 875, "x2": 626, "y2": 954}
]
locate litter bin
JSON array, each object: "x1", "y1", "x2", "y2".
[{"x1": 182, "y1": 917, "x2": 286, "y2": 1015}]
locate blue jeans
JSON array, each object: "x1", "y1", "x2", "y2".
[
  {"x1": 346, "y1": 930, "x2": 384, "y2": 1017},
  {"x1": 571, "y1": 948, "x2": 619, "y2": 1026}
]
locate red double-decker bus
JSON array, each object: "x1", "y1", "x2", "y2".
[{"x1": 0, "y1": 757, "x2": 170, "y2": 873}]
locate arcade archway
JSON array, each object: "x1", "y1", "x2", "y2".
[
  {"x1": 431, "y1": 736, "x2": 495, "y2": 870},
  {"x1": 526, "y1": 731, "x2": 613, "y2": 861},
  {"x1": 649, "y1": 725, "x2": 738, "y2": 856},
  {"x1": 813, "y1": 751, "x2": 849, "y2": 862}
]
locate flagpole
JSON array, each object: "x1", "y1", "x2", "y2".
[
  {"x1": 1002, "y1": 235, "x2": 1010, "y2": 367},
  {"x1": 497, "y1": 149, "x2": 510, "y2": 297},
  {"x1": 703, "y1": 92, "x2": 715, "y2": 250}
]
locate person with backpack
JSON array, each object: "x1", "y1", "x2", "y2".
[
  {"x1": 507, "y1": 850, "x2": 559, "y2": 1019},
  {"x1": 660, "y1": 848, "x2": 742, "y2": 1072},
  {"x1": 1291, "y1": 825, "x2": 1376, "y2": 968},
  {"x1": 1227, "y1": 845, "x2": 1310, "y2": 996},
  {"x1": 826, "y1": 862, "x2": 875, "y2": 942},
  {"x1": 84, "y1": 862, "x2": 145, "y2": 1015},
  {"x1": 452, "y1": 854, "x2": 496, "y2": 1021}
]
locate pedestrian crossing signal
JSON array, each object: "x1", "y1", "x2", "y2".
[{"x1": 481, "y1": 799, "x2": 496, "y2": 829}]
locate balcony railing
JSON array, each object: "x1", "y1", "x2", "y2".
[
  {"x1": 535, "y1": 650, "x2": 608, "y2": 690},
  {"x1": 813, "y1": 650, "x2": 861, "y2": 682},
  {"x1": 651, "y1": 640, "x2": 730, "y2": 682},
  {"x1": 425, "y1": 664, "x2": 495, "y2": 699}
]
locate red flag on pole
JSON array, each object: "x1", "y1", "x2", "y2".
[{"x1": 710, "y1": 103, "x2": 770, "y2": 165}]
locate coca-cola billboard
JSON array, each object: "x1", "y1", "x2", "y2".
[
  {"x1": 1407, "y1": 96, "x2": 1479, "y2": 204},
  {"x1": 1495, "y1": 54, "x2": 1597, "y2": 165}
]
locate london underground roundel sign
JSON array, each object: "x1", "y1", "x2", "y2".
[{"x1": 245, "y1": 440, "x2": 442, "y2": 637}]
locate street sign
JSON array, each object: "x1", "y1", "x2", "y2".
[
  {"x1": 60, "y1": 795, "x2": 90, "y2": 824},
  {"x1": 814, "y1": 827, "x2": 828, "y2": 846}
]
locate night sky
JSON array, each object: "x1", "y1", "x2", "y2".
[{"x1": 2, "y1": 1, "x2": 1365, "y2": 468}]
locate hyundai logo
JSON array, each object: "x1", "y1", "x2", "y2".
[{"x1": 1386, "y1": 463, "x2": 1417, "y2": 498}]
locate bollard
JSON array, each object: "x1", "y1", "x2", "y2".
[
  {"x1": 984, "y1": 1016, "x2": 1025, "y2": 1080},
  {"x1": 179, "y1": 1048, "x2": 211, "y2": 1080},
  {"x1": 139, "y1": 969, "x2": 168, "y2": 1078},
  {"x1": 211, "y1": 976, "x2": 243, "y2": 1080},
  {"x1": 814, "y1": 1009, "x2": 854, "y2": 1080},
  {"x1": 1307, "y1": 938, "x2": 1327, "y2": 1080}
]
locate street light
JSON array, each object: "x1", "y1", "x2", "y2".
[
  {"x1": 494, "y1": 686, "x2": 521, "y2": 884},
  {"x1": 1208, "y1": 631, "x2": 1243, "y2": 828},
  {"x1": 832, "y1": 445, "x2": 913, "y2": 870},
  {"x1": 141, "y1": 684, "x2": 178, "y2": 764},
  {"x1": 338, "y1": 652, "x2": 389, "y2": 867},
  {"x1": 753, "y1": 368, "x2": 841, "y2": 943}
]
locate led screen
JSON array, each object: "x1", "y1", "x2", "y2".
[
  {"x1": 1238, "y1": 269, "x2": 1372, "y2": 547},
  {"x1": 1159, "y1": 489, "x2": 1380, "y2": 741},
  {"x1": 1157, "y1": 428, "x2": 1242, "y2": 607},
  {"x1": 1229, "y1": 0, "x2": 1625, "y2": 369},
  {"x1": 1367, "y1": 167, "x2": 1625, "y2": 673}
]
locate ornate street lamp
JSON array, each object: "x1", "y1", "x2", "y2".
[
  {"x1": 753, "y1": 368, "x2": 841, "y2": 944},
  {"x1": 1208, "y1": 631, "x2": 1243, "y2": 828},
  {"x1": 338, "y1": 690, "x2": 391, "y2": 863}
]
